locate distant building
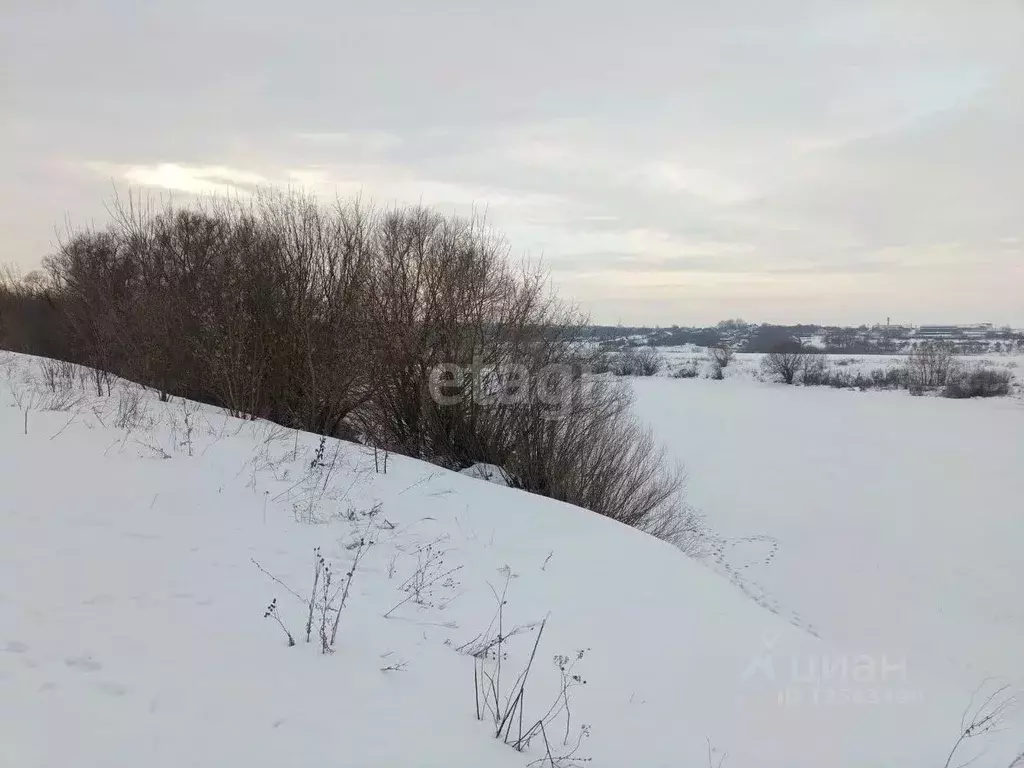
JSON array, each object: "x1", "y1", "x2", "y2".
[
  {"x1": 871, "y1": 323, "x2": 912, "y2": 334},
  {"x1": 916, "y1": 323, "x2": 993, "y2": 339}
]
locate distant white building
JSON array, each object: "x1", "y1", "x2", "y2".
[{"x1": 916, "y1": 323, "x2": 992, "y2": 339}]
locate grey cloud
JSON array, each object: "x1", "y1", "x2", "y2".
[{"x1": 3, "y1": 0, "x2": 1022, "y2": 324}]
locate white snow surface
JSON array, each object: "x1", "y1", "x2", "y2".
[{"x1": 2, "y1": 351, "x2": 1023, "y2": 767}]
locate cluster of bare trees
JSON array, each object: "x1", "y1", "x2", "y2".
[
  {"x1": 0, "y1": 267, "x2": 65, "y2": 358},
  {"x1": 6, "y1": 189, "x2": 698, "y2": 548},
  {"x1": 908, "y1": 342, "x2": 1011, "y2": 398},
  {"x1": 758, "y1": 340, "x2": 1011, "y2": 398}
]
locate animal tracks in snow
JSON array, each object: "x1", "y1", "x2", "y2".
[
  {"x1": 708, "y1": 534, "x2": 820, "y2": 638},
  {"x1": 4, "y1": 643, "x2": 132, "y2": 699},
  {"x1": 65, "y1": 655, "x2": 102, "y2": 672}
]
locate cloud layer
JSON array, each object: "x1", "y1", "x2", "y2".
[{"x1": 3, "y1": 0, "x2": 1022, "y2": 324}]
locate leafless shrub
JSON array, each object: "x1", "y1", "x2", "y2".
[
  {"x1": 385, "y1": 535, "x2": 463, "y2": 618},
  {"x1": 870, "y1": 365, "x2": 910, "y2": 390},
  {"x1": 9, "y1": 384, "x2": 37, "y2": 434},
  {"x1": 633, "y1": 347, "x2": 663, "y2": 376},
  {"x1": 673, "y1": 362, "x2": 700, "y2": 379},
  {"x1": 495, "y1": 377, "x2": 703, "y2": 552},
  {"x1": 942, "y1": 366, "x2": 1012, "y2": 399},
  {"x1": 799, "y1": 363, "x2": 910, "y2": 392},
  {"x1": 584, "y1": 350, "x2": 613, "y2": 375},
  {"x1": 293, "y1": 438, "x2": 347, "y2": 524},
  {"x1": 114, "y1": 384, "x2": 147, "y2": 431},
  {"x1": 610, "y1": 346, "x2": 662, "y2": 376},
  {"x1": 90, "y1": 367, "x2": 114, "y2": 397},
  {"x1": 0, "y1": 267, "x2": 65, "y2": 358},
  {"x1": 8, "y1": 380, "x2": 29, "y2": 410},
  {"x1": 908, "y1": 342, "x2": 959, "y2": 393},
  {"x1": 39, "y1": 189, "x2": 693, "y2": 547},
  {"x1": 39, "y1": 389, "x2": 83, "y2": 413},
  {"x1": 708, "y1": 345, "x2": 734, "y2": 369},
  {"x1": 760, "y1": 344, "x2": 807, "y2": 385},
  {"x1": 943, "y1": 682, "x2": 1016, "y2": 768},
  {"x1": 373, "y1": 444, "x2": 389, "y2": 473},
  {"x1": 173, "y1": 398, "x2": 200, "y2": 456},
  {"x1": 799, "y1": 354, "x2": 829, "y2": 386},
  {"x1": 38, "y1": 358, "x2": 76, "y2": 393}
]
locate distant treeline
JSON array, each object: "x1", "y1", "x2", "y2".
[{"x1": 584, "y1": 322, "x2": 1023, "y2": 354}]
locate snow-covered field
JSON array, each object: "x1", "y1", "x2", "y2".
[{"x1": 2, "y1": 351, "x2": 1023, "y2": 767}]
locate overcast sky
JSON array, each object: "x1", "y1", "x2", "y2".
[{"x1": 3, "y1": 0, "x2": 1022, "y2": 326}]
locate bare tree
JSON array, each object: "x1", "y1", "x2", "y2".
[
  {"x1": 908, "y1": 342, "x2": 958, "y2": 393},
  {"x1": 760, "y1": 343, "x2": 806, "y2": 385},
  {"x1": 708, "y1": 345, "x2": 734, "y2": 369},
  {"x1": 800, "y1": 353, "x2": 829, "y2": 385}
]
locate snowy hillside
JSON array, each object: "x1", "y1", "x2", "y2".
[{"x1": 2, "y1": 351, "x2": 1023, "y2": 767}]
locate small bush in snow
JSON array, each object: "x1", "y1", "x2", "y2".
[
  {"x1": 869, "y1": 365, "x2": 909, "y2": 390},
  {"x1": 673, "y1": 362, "x2": 700, "y2": 379},
  {"x1": 908, "y1": 342, "x2": 958, "y2": 393},
  {"x1": 610, "y1": 346, "x2": 663, "y2": 377},
  {"x1": 760, "y1": 344, "x2": 807, "y2": 385},
  {"x1": 708, "y1": 345, "x2": 734, "y2": 369},
  {"x1": 114, "y1": 385, "x2": 147, "y2": 431},
  {"x1": 799, "y1": 354, "x2": 829, "y2": 386},
  {"x1": 941, "y1": 366, "x2": 1012, "y2": 399},
  {"x1": 38, "y1": 388, "x2": 83, "y2": 413},
  {"x1": 798, "y1": 364, "x2": 909, "y2": 392},
  {"x1": 585, "y1": 351, "x2": 613, "y2": 375},
  {"x1": 38, "y1": 358, "x2": 76, "y2": 394}
]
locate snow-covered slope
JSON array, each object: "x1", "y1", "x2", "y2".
[
  {"x1": 634, "y1": 375, "x2": 1024, "y2": 761},
  {"x1": 2, "y1": 352, "x2": 1022, "y2": 767}
]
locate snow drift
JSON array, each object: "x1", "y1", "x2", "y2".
[{"x1": 1, "y1": 351, "x2": 1022, "y2": 767}]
